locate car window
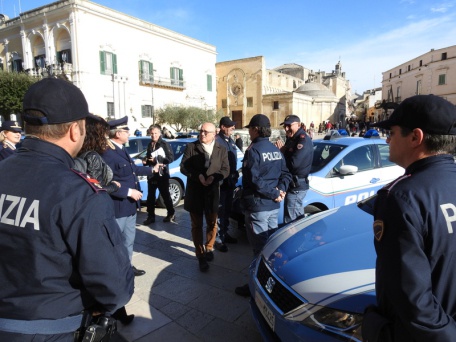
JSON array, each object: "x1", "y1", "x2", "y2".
[
  {"x1": 378, "y1": 144, "x2": 396, "y2": 167},
  {"x1": 169, "y1": 141, "x2": 189, "y2": 160},
  {"x1": 334, "y1": 145, "x2": 375, "y2": 172},
  {"x1": 311, "y1": 143, "x2": 346, "y2": 173},
  {"x1": 125, "y1": 139, "x2": 140, "y2": 155}
]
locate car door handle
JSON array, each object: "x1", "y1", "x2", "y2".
[{"x1": 370, "y1": 178, "x2": 380, "y2": 184}]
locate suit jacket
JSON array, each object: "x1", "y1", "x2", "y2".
[
  {"x1": 102, "y1": 143, "x2": 152, "y2": 218},
  {"x1": 180, "y1": 139, "x2": 229, "y2": 214}
]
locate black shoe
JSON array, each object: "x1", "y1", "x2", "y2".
[
  {"x1": 224, "y1": 233, "x2": 238, "y2": 244},
  {"x1": 235, "y1": 284, "x2": 251, "y2": 297},
  {"x1": 112, "y1": 306, "x2": 135, "y2": 325},
  {"x1": 142, "y1": 216, "x2": 155, "y2": 225},
  {"x1": 163, "y1": 214, "x2": 175, "y2": 222},
  {"x1": 198, "y1": 257, "x2": 209, "y2": 272},
  {"x1": 205, "y1": 250, "x2": 214, "y2": 261},
  {"x1": 132, "y1": 266, "x2": 146, "y2": 276},
  {"x1": 214, "y1": 241, "x2": 228, "y2": 252}
]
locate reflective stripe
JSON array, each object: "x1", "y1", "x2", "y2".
[{"x1": 0, "y1": 314, "x2": 83, "y2": 334}]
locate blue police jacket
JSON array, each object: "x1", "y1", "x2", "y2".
[
  {"x1": 102, "y1": 143, "x2": 152, "y2": 218},
  {"x1": 242, "y1": 136, "x2": 291, "y2": 212},
  {"x1": 0, "y1": 143, "x2": 15, "y2": 161},
  {"x1": 373, "y1": 155, "x2": 456, "y2": 341},
  {"x1": 0, "y1": 137, "x2": 133, "y2": 320},
  {"x1": 216, "y1": 132, "x2": 238, "y2": 189}
]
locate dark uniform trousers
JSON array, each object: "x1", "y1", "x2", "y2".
[{"x1": 146, "y1": 174, "x2": 175, "y2": 218}]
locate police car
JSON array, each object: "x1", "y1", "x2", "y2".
[
  {"x1": 250, "y1": 198, "x2": 376, "y2": 341},
  {"x1": 133, "y1": 138, "x2": 244, "y2": 207}
]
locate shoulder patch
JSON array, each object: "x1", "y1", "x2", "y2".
[
  {"x1": 373, "y1": 220, "x2": 384, "y2": 241},
  {"x1": 71, "y1": 169, "x2": 107, "y2": 193}
]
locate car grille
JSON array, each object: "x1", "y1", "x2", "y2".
[{"x1": 256, "y1": 258, "x2": 304, "y2": 314}]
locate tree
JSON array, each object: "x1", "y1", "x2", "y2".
[
  {"x1": 0, "y1": 71, "x2": 38, "y2": 120},
  {"x1": 155, "y1": 105, "x2": 219, "y2": 132}
]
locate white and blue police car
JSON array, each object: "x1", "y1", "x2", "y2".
[{"x1": 250, "y1": 197, "x2": 376, "y2": 341}]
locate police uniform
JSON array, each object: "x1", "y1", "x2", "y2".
[
  {"x1": 362, "y1": 95, "x2": 456, "y2": 342},
  {"x1": 241, "y1": 115, "x2": 291, "y2": 255},
  {"x1": 280, "y1": 115, "x2": 313, "y2": 223},
  {"x1": 0, "y1": 78, "x2": 133, "y2": 340},
  {"x1": 0, "y1": 121, "x2": 22, "y2": 161}
]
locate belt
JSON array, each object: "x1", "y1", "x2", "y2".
[{"x1": 0, "y1": 314, "x2": 83, "y2": 334}]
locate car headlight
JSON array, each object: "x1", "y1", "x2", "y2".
[{"x1": 301, "y1": 306, "x2": 363, "y2": 341}]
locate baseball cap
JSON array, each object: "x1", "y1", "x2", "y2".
[
  {"x1": 375, "y1": 94, "x2": 456, "y2": 135},
  {"x1": 244, "y1": 114, "x2": 271, "y2": 128},
  {"x1": 280, "y1": 114, "x2": 300, "y2": 125},
  {"x1": 219, "y1": 116, "x2": 236, "y2": 127},
  {"x1": 108, "y1": 116, "x2": 129, "y2": 130},
  {"x1": 22, "y1": 78, "x2": 90, "y2": 125},
  {"x1": 0, "y1": 121, "x2": 22, "y2": 133}
]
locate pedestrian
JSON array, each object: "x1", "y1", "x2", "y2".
[
  {"x1": 234, "y1": 133, "x2": 243, "y2": 151},
  {"x1": 0, "y1": 120, "x2": 22, "y2": 160},
  {"x1": 142, "y1": 125, "x2": 175, "y2": 224},
  {"x1": 235, "y1": 114, "x2": 291, "y2": 297},
  {"x1": 362, "y1": 94, "x2": 456, "y2": 342},
  {"x1": 276, "y1": 114, "x2": 313, "y2": 223},
  {"x1": 102, "y1": 116, "x2": 153, "y2": 277},
  {"x1": 214, "y1": 116, "x2": 239, "y2": 252},
  {"x1": 180, "y1": 122, "x2": 229, "y2": 272},
  {"x1": 0, "y1": 78, "x2": 134, "y2": 340}
]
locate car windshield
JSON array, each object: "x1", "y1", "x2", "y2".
[{"x1": 311, "y1": 142, "x2": 346, "y2": 173}]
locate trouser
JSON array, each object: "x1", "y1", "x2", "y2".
[
  {"x1": 284, "y1": 189, "x2": 308, "y2": 224},
  {"x1": 217, "y1": 187, "x2": 234, "y2": 241},
  {"x1": 190, "y1": 212, "x2": 218, "y2": 258},
  {"x1": 116, "y1": 214, "x2": 137, "y2": 261},
  {"x1": 146, "y1": 176, "x2": 175, "y2": 217},
  {"x1": 244, "y1": 209, "x2": 279, "y2": 256}
]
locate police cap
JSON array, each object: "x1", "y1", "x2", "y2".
[
  {"x1": 280, "y1": 114, "x2": 300, "y2": 126},
  {"x1": 108, "y1": 116, "x2": 129, "y2": 130},
  {"x1": 244, "y1": 114, "x2": 270, "y2": 128},
  {"x1": 0, "y1": 121, "x2": 22, "y2": 133},
  {"x1": 375, "y1": 94, "x2": 456, "y2": 135},
  {"x1": 219, "y1": 116, "x2": 236, "y2": 127},
  {"x1": 22, "y1": 78, "x2": 90, "y2": 125}
]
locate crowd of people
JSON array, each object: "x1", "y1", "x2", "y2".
[{"x1": 1, "y1": 78, "x2": 455, "y2": 341}]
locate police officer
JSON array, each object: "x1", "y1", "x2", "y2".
[
  {"x1": 362, "y1": 95, "x2": 456, "y2": 342},
  {"x1": 235, "y1": 114, "x2": 291, "y2": 296},
  {"x1": 276, "y1": 114, "x2": 313, "y2": 223},
  {"x1": 142, "y1": 125, "x2": 175, "y2": 224},
  {"x1": 0, "y1": 78, "x2": 134, "y2": 341},
  {"x1": 0, "y1": 120, "x2": 22, "y2": 160},
  {"x1": 214, "y1": 116, "x2": 239, "y2": 252},
  {"x1": 102, "y1": 116, "x2": 152, "y2": 277}
]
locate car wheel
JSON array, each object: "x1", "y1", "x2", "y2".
[
  {"x1": 304, "y1": 205, "x2": 323, "y2": 216},
  {"x1": 157, "y1": 179, "x2": 183, "y2": 208}
]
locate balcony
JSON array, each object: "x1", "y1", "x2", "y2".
[{"x1": 139, "y1": 75, "x2": 186, "y2": 90}]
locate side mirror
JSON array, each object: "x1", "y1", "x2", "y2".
[{"x1": 339, "y1": 165, "x2": 358, "y2": 175}]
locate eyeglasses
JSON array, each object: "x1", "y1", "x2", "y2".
[{"x1": 199, "y1": 130, "x2": 215, "y2": 135}]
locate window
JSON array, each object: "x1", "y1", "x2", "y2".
[
  {"x1": 12, "y1": 59, "x2": 23, "y2": 72},
  {"x1": 378, "y1": 145, "x2": 396, "y2": 168},
  {"x1": 107, "y1": 102, "x2": 115, "y2": 119},
  {"x1": 139, "y1": 60, "x2": 154, "y2": 83},
  {"x1": 273, "y1": 101, "x2": 279, "y2": 110},
  {"x1": 389, "y1": 73, "x2": 392, "y2": 78},
  {"x1": 419, "y1": 60, "x2": 423, "y2": 67},
  {"x1": 170, "y1": 67, "x2": 183, "y2": 86},
  {"x1": 416, "y1": 80, "x2": 422, "y2": 95},
  {"x1": 399, "y1": 69, "x2": 402, "y2": 75},
  {"x1": 34, "y1": 54, "x2": 45, "y2": 69},
  {"x1": 247, "y1": 97, "x2": 253, "y2": 107},
  {"x1": 336, "y1": 146, "x2": 375, "y2": 172},
  {"x1": 395, "y1": 86, "x2": 401, "y2": 103},
  {"x1": 100, "y1": 51, "x2": 117, "y2": 75},
  {"x1": 408, "y1": 65, "x2": 411, "y2": 71},
  {"x1": 207, "y1": 74, "x2": 212, "y2": 92},
  {"x1": 57, "y1": 49, "x2": 72, "y2": 64},
  {"x1": 141, "y1": 105, "x2": 153, "y2": 118},
  {"x1": 222, "y1": 99, "x2": 227, "y2": 108},
  {"x1": 438, "y1": 74, "x2": 446, "y2": 85},
  {"x1": 442, "y1": 52, "x2": 447, "y2": 60}
]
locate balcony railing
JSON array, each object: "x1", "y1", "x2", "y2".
[{"x1": 140, "y1": 75, "x2": 185, "y2": 89}]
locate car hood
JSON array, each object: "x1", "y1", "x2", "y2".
[{"x1": 261, "y1": 204, "x2": 375, "y2": 307}]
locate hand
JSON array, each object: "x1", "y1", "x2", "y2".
[
  {"x1": 129, "y1": 189, "x2": 143, "y2": 201},
  {"x1": 205, "y1": 175, "x2": 214, "y2": 185},
  {"x1": 199, "y1": 174, "x2": 206, "y2": 185},
  {"x1": 275, "y1": 139, "x2": 284, "y2": 149},
  {"x1": 113, "y1": 181, "x2": 121, "y2": 188}
]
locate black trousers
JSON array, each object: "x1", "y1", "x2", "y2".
[
  {"x1": 0, "y1": 331, "x2": 74, "y2": 341},
  {"x1": 146, "y1": 175, "x2": 175, "y2": 217}
]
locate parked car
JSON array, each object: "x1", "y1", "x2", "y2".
[
  {"x1": 125, "y1": 136, "x2": 151, "y2": 157},
  {"x1": 249, "y1": 197, "x2": 376, "y2": 341},
  {"x1": 133, "y1": 138, "x2": 244, "y2": 207}
]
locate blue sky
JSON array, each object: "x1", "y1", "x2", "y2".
[{"x1": 3, "y1": 0, "x2": 456, "y2": 94}]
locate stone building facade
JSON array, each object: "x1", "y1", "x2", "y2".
[
  {"x1": 0, "y1": 0, "x2": 216, "y2": 132},
  {"x1": 382, "y1": 45, "x2": 456, "y2": 107},
  {"x1": 216, "y1": 56, "x2": 351, "y2": 128}
]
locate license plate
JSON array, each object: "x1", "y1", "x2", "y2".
[{"x1": 255, "y1": 291, "x2": 275, "y2": 331}]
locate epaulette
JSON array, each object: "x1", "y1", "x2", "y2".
[
  {"x1": 107, "y1": 139, "x2": 116, "y2": 150},
  {"x1": 71, "y1": 169, "x2": 107, "y2": 193}
]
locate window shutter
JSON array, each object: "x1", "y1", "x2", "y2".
[
  {"x1": 149, "y1": 62, "x2": 154, "y2": 82},
  {"x1": 99, "y1": 51, "x2": 105, "y2": 74},
  {"x1": 178, "y1": 68, "x2": 183, "y2": 81},
  {"x1": 207, "y1": 74, "x2": 212, "y2": 91},
  {"x1": 112, "y1": 53, "x2": 117, "y2": 74},
  {"x1": 139, "y1": 60, "x2": 143, "y2": 81},
  {"x1": 170, "y1": 67, "x2": 175, "y2": 79}
]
